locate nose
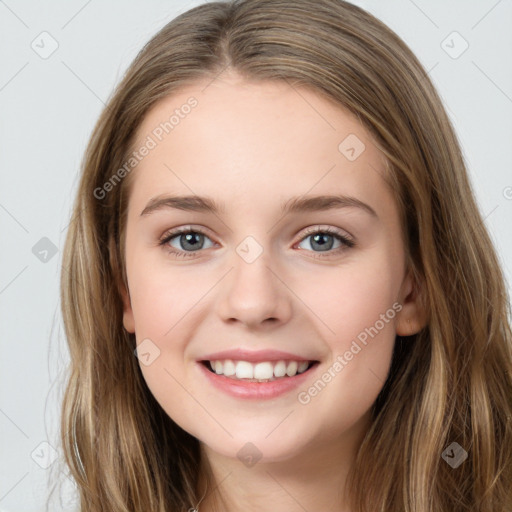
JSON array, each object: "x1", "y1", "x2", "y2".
[{"x1": 216, "y1": 247, "x2": 293, "y2": 330}]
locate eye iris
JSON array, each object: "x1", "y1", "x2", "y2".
[
  {"x1": 180, "y1": 232, "x2": 204, "y2": 251},
  {"x1": 311, "y1": 233, "x2": 334, "y2": 251},
  {"x1": 170, "y1": 231, "x2": 341, "y2": 253}
]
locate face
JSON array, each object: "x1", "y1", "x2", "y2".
[{"x1": 120, "y1": 72, "x2": 424, "y2": 464}]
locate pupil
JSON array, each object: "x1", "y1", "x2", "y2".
[
  {"x1": 312, "y1": 233, "x2": 333, "y2": 251},
  {"x1": 182, "y1": 233, "x2": 203, "y2": 251},
  {"x1": 178, "y1": 232, "x2": 334, "y2": 252}
]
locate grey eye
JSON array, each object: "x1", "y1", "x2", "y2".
[{"x1": 168, "y1": 232, "x2": 214, "y2": 252}]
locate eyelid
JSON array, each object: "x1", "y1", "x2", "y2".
[
  {"x1": 158, "y1": 225, "x2": 217, "y2": 248},
  {"x1": 159, "y1": 224, "x2": 213, "y2": 240},
  {"x1": 297, "y1": 224, "x2": 354, "y2": 244},
  {"x1": 158, "y1": 224, "x2": 353, "y2": 242},
  {"x1": 158, "y1": 224, "x2": 355, "y2": 258}
]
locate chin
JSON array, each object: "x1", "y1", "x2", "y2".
[{"x1": 199, "y1": 430, "x2": 308, "y2": 465}]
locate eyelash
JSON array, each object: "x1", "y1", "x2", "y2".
[{"x1": 158, "y1": 225, "x2": 355, "y2": 260}]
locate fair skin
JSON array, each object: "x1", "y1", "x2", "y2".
[{"x1": 120, "y1": 71, "x2": 424, "y2": 512}]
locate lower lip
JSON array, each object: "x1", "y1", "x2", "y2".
[{"x1": 197, "y1": 361, "x2": 319, "y2": 400}]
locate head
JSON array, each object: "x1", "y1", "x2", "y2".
[{"x1": 60, "y1": 1, "x2": 512, "y2": 511}]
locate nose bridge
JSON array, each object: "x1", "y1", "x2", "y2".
[{"x1": 216, "y1": 234, "x2": 292, "y2": 327}]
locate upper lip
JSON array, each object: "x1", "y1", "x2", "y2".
[{"x1": 199, "y1": 349, "x2": 318, "y2": 363}]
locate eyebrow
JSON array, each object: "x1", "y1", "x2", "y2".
[{"x1": 140, "y1": 194, "x2": 378, "y2": 218}]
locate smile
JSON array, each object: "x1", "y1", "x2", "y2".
[
  {"x1": 198, "y1": 359, "x2": 320, "y2": 400},
  {"x1": 203, "y1": 359, "x2": 315, "y2": 382}
]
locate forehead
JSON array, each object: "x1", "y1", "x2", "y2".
[{"x1": 127, "y1": 75, "x2": 390, "y2": 215}]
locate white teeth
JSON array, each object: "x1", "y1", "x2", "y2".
[
  {"x1": 297, "y1": 361, "x2": 309, "y2": 373},
  {"x1": 206, "y1": 359, "x2": 313, "y2": 381},
  {"x1": 223, "y1": 359, "x2": 236, "y2": 376},
  {"x1": 286, "y1": 361, "x2": 298, "y2": 376},
  {"x1": 235, "y1": 361, "x2": 253, "y2": 379},
  {"x1": 253, "y1": 362, "x2": 274, "y2": 380},
  {"x1": 273, "y1": 360, "x2": 287, "y2": 377}
]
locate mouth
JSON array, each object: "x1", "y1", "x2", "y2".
[{"x1": 200, "y1": 359, "x2": 320, "y2": 383}]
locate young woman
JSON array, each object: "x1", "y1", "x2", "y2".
[{"x1": 59, "y1": 0, "x2": 512, "y2": 510}]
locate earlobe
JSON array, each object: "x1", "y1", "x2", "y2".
[
  {"x1": 120, "y1": 282, "x2": 136, "y2": 334},
  {"x1": 395, "y1": 269, "x2": 428, "y2": 336}
]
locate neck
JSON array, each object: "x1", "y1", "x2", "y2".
[{"x1": 194, "y1": 412, "x2": 371, "y2": 512}]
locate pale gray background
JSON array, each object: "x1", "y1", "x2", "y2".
[{"x1": 0, "y1": 0, "x2": 511, "y2": 510}]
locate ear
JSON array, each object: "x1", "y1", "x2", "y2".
[
  {"x1": 395, "y1": 268, "x2": 428, "y2": 336},
  {"x1": 109, "y1": 234, "x2": 135, "y2": 334},
  {"x1": 120, "y1": 281, "x2": 136, "y2": 334}
]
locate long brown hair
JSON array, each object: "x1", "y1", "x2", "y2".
[{"x1": 58, "y1": 0, "x2": 512, "y2": 510}]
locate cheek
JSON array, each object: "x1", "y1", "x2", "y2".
[
  {"x1": 128, "y1": 271, "x2": 186, "y2": 375},
  {"x1": 295, "y1": 265, "x2": 399, "y2": 430},
  {"x1": 131, "y1": 284, "x2": 196, "y2": 423},
  {"x1": 299, "y1": 253, "x2": 401, "y2": 404},
  {"x1": 128, "y1": 264, "x2": 211, "y2": 402},
  {"x1": 304, "y1": 255, "x2": 401, "y2": 344},
  {"x1": 128, "y1": 261, "x2": 198, "y2": 335}
]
